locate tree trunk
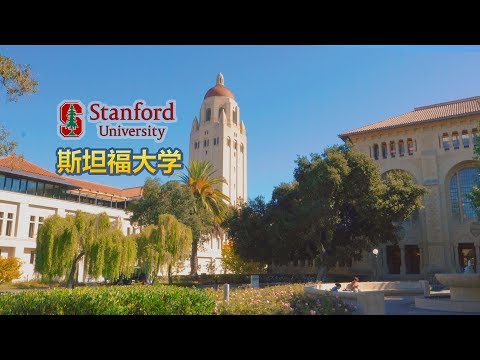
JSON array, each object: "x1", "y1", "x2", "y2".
[
  {"x1": 168, "y1": 264, "x2": 172, "y2": 284},
  {"x1": 190, "y1": 237, "x2": 199, "y2": 277},
  {"x1": 67, "y1": 251, "x2": 85, "y2": 289}
]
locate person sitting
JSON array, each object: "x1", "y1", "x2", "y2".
[
  {"x1": 330, "y1": 282, "x2": 342, "y2": 292},
  {"x1": 345, "y1": 277, "x2": 360, "y2": 292}
]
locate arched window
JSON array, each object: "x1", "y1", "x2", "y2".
[
  {"x1": 462, "y1": 130, "x2": 470, "y2": 148},
  {"x1": 450, "y1": 168, "x2": 479, "y2": 221},
  {"x1": 233, "y1": 108, "x2": 238, "y2": 125},
  {"x1": 407, "y1": 138, "x2": 414, "y2": 155},
  {"x1": 452, "y1": 132, "x2": 460, "y2": 150},
  {"x1": 206, "y1": 108, "x2": 211, "y2": 122},
  {"x1": 373, "y1": 144, "x2": 379, "y2": 160},
  {"x1": 442, "y1": 133, "x2": 450, "y2": 150},
  {"x1": 398, "y1": 140, "x2": 405, "y2": 157},
  {"x1": 218, "y1": 107, "x2": 225, "y2": 120},
  {"x1": 390, "y1": 141, "x2": 396, "y2": 158},
  {"x1": 240, "y1": 143, "x2": 244, "y2": 153},
  {"x1": 227, "y1": 137, "x2": 231, "y2": 147},
  {"x1": 381, "y1": 142, "x2": 388, "y2": 159}
]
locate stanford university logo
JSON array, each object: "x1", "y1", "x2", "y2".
[{"x1": 57, "y1": 100, "x2": 85, "y2": 140}]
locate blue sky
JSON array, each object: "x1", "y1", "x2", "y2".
[{"x1": 1, "y1": 45, "x2": 480, "y2": 201}]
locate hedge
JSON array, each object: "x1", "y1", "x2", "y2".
[{"x1": 0, "y1": 285, "x2": 215, "y2": 315}]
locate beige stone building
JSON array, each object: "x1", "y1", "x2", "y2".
[
  {"x1": 189, "y1": 73, "x2": 248, "y2": 274},
  {"x1": 338, "y1": 96, "x2": 480, "y2": 280}
]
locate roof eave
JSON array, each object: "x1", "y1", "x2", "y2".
[{"x1": 338, "y1": 111, "x2": 480, "y2": 139}]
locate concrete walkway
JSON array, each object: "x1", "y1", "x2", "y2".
[{"x1": 385, "y1": 296, "x2": 480, "y2": 315}]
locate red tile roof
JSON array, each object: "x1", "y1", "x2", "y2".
[
  {"x1": 0, "y1": 154, "x2": 66, "y2": 182},
  {"x1": 0, "y1": 154, "x2": 143, "y2": 199},
  {"x1": 339, "y1": 96, "x2": 480, "y2": 139}
]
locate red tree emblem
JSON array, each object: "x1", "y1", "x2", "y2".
[{"x1": 58, "y1": 101, "x2": 85, "y2": 139}]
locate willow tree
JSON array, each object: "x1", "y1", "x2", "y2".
[
  {"x1": 35, "y1": 211, "x2": 137, "y2": 288},
  {"x1": 137, "y1": 214, "x2": 192, "y2": 284}
]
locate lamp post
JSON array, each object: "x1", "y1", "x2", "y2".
[{"x1": 372, "y1": 248, "x2": 379, "y2": 281}]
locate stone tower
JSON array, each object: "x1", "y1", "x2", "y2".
[{"x1": 189, "y1": 73, "x2": 247, "y2": 205}]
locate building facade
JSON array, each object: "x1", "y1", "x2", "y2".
[
  {"x1": 0, "y1": 74, "x2": 247, "y2": 279},
  {"x1": 189, "y1": 73, "x2": 248, "y2": 273},
  {"x1": 0, "y1": 155, "x2": 143, "y2": 280},
  {"x1": 339, "y1": 96, "x2": 480, "y2": 279}
]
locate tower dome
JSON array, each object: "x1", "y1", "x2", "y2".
[{"x1": 204, "y1": 73, "x2": 235, "y2": 100}]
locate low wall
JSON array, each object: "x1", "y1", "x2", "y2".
[
  {"x1": 304, "y1": 285, "x2": 385, "y2": 315},
  {"x1": 317, "y1": 281, "x2": 429, "y2": 296}
]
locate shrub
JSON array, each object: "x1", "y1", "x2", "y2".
[
  {"x1": 0, "y1": 285, "x2": 215, "y2": 315},
  {"x1": 0, "y1": 257, "x2": 22, "y2": 284},
  {"x1": 212, "y1": 284, "x2": 354, "y2": 315}
]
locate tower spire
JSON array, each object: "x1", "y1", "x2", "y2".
[{"x1": 216, "y1": 73, "x2": 224, "y2": 85}]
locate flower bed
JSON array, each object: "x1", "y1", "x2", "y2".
[{"x1": 212, "y1": 284, "x2": 354, "y2": 315}]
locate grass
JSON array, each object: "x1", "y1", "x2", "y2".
[
  {"x1": 0, "y1": 280, "x2": 57, "y2": 290},
  {"x1": 211, "y1": 284, "x2": 355, "y2": 315}
]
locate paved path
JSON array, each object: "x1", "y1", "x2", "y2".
[{"x1": 385, "y1": 296, "x2": 480, "y2": 315}]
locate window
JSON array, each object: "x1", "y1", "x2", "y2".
[
  {"x1": 452, "y1": 132, "x2": 460, "y2": 150},
  {"x1": 462, "y1": 130, "x2": 470, "y2": 148},
  {"x1": 390, "y1": 141, "x2": 396, "y2": 158},
  {"x1": 473, "y1": 128, "x2": 479, "y2": 145},
  {"x1": 44, "y1": 183, "x2": 54, "y2": 197},
  {"x1": 218, "y1": 107, "x2": 225, "y2": 120},
  {"x1": 407, "y1": 138, "x2": 414, "y2": 155},
  {"x1": 405, "y1": 245, "x2": 420, "y2": 274},
  {"x1": 0, "y1": 174, "x2": 4, "y2": 189},
  {"x1": 36, "y1": 182, "x2": 45, "y2": 196},
  {"x1": 227, "y1": 137, "x2": 231, "y2": 147},
  {"x1": 30, "y1": 251, "x2": 35, "y2": 265},
  {"x1": 207, "y1": 139, "x2": 209, "y2": 146},
  {"x1": 233, "y1": 108, "x2": 238, "y2": 125},
  {"x1": 29, "y1": 216, "x2": 36, "y2": 238},
  {"x1": 11, "y1": 178, "x2": 20, "y2": 192},
  {"x1": 240, "y1": 143, "x2": 244, "y2": 153},
  {"x1": 38, "y1": 217, "x2": 44, "y2": 233},
  {"x1": 19, "y1": 179, "x2": 27, "y2": 193},
  {"x1": 0, "y1": 212, "x2": 3, "y2": 235},
  {"x1": 6, "y1": 213, "x2": 13, "y2": 237},
  {"x1": 4, "y1": 176, "x2": 12, "y2": 191},
  {"x1": 381, "y1": 142, "x2": 387, "y2": 159},
  {"x1": 213, "y1": 138, "x2": 216, "y2": 145},
  {"x1": 398, "y1": 140, "x2": 405, "y2": 157},
  {"x1": 442, "y1": 133, "x2": 450, "y2": 150},
  {"x1": 386, "y1": 245, "x2": 401, "y2": 274},
  {"x1": 450, "y1": 168, "x2": 479, "y2": 220},
  {"x1": 373, "y1": 144, "x2": 379, "y2": 160},
  {"x1": 203, "y1": 140, "x2": 206, "y2": 148},
  {"x1": 206, "y1": 108, "x2": 211, "y2": 122},
  {"x1": 26, "y1": 180, "x2": 37, "y2": 195}
]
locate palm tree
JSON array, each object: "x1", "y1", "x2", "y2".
[{"x1": 180, "y1": 160, "x2": 230, "y2": 275}]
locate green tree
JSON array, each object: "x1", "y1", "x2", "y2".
[
  {"x1": 35, "y1": 211, "x2": 137, "y2": 288},
  {"x1": 0, "y1": 54, "x2": 38, "y2": 156},
  {"x1": 128, "y1": 179, "x2": 214, "y2": 276},
  {"x1": 221, "y1": 242, "x2": 266, "y2": 275},
  {"x1": 180, "y1": 160, "x2": 230, "y2": 276},
  {"x1": 66, "y1": 104, "x2": 78, "y2": 135},
  {"x1": 224, "y1": 144, "x2": 428, "y2": 281},
  {"x1": 137, "y1": 214, "x2": 192, "y2": 284}
]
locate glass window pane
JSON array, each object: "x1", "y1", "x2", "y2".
[
  {"x1": 19, "y1": 179, "x2": 27, "y2": 193},
  {"x1": 36, "y1": 182, "x2": 45, "y2": 196},
  {"x1": 4, "y1": 177, "x2": 12, "y2": 191},
  {"x1": 44, "y1": 183, "x2": 54, "y2": 197},
  {"x1": 0, "y1": 174, "x2": 5, "y2": 189},
  {"x1": 11, "y1": 178, "x2": 20, "y2": 192},
  {"x1": 26, "y1": 180, "x2": 37, "y2": 195}
]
